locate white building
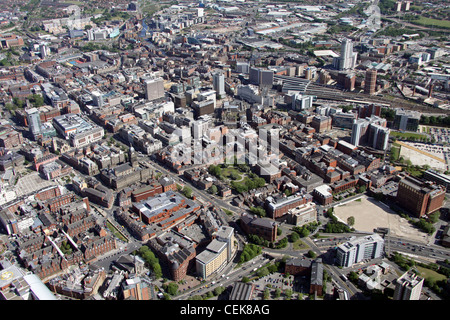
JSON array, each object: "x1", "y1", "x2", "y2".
[
  {"x1": 213, "y1": 72, "x2": 225, "y2": 97},
  {"x1": 333, "y1": 38, "x2": 358, "y2": 71},
  {"x1": 144, "y1": 77, "x2": 165, "y2": 101},
  {"x1": 335, "y1": 234, "x2": 384, "y2": 267},
  {"x1": 393, "y1": 271, "x2": 424, "y2": 300},
  {"x1": 292, "y1": 93, "x2": 314, "y2": 111}
]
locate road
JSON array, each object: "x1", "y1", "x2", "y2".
[
  {"x1": 302, "y1": 237, "x2": 359, "y2": 299},
  {"x1": 175, "y1": 255, "x2": 270, "y2": 300}
]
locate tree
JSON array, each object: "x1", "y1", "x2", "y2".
[
  {"x1": 152, "y1": 263, "x2": 162, "y2": 279},
  {"x1": 214, "y1": 286, "x2": 225, "y2": 296},
  {"x1": 274, "y1": 288, "x2": 281, "y2": 298},
  {"x1": 257, "y1": 267, "x2": 270, "y2": 278},
  {"x1": 60, "y1": 241, "x2": 72, "y2": 255},
  {"x1": 29, "y1": 94, "x2": 44, "y2": 107},
  {"x1": 348, "y1": 271, "x2": 359, "y2": 283},
  {"x1": 263, "y1": 288, "x2": 270, "y2": 300},
  {"x1": 250, "y1": 206, "x2": 266, "y2": 217},
  {"x1": 290, "y1": 231, "x2": 300, "y2": 242},
  {"x1": 208, "y1": 185, "x2": 218, "y2": 195},
  {"x1": 428, "y1": 211, "x2": 440, "y2": 224},
  {"x1": 181, "y1": 186, "x2": 193, "y2": 199},
  {"x1": 208, "y1": 164, "x2": 222, "y2": 177},
  {"x1": 12, "y1": 97, "x2": 23, "y2": 108},
  {"x1": 347, "y1": 216, "x2": 355, "y2": 227},
  {"x1": 164, "y1": 282, "x2": 179, "y2": 296},
  {"x1": 307, "y1": 250, "x2": 317, "y2": 258}
]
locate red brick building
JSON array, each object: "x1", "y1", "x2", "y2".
[
  {"x1": 396, "y1": 176, "x2": 446, "y2": 218},
  {"x1": 240, "y1": 212, "x2": 278, "y2": 242},
  {"x1": 0, "y1": 126, "x2": 23, "y2": 149}
]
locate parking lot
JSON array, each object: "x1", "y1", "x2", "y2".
[{"x1": 398, "y1": 141, "x2": 449, "y2": 171}]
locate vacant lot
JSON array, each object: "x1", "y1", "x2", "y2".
[
  {"x1": 333, "y1": 195, "x2": 429, "y2": 243},
  {"x1": 398, "y1": 141, "x2": 448, "y2": 171}
]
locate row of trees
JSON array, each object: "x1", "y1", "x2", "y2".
[
  {"x1": 292, "y1": 221, "x2": 320, "y2": 239},
  {"x1": 136, "y1": 245, "x2": 162, "y2": 279},
  {"x1": 187, "y1": 286, "x2": 226, "y2": 300},
  {"x1": 239, "y1": 243, "x2": 262, "y2": 264},
  {"x1": 420, "y1": 114, "x2": 450, "y2": 127},
  {"x1": 231, "y1": 175, "x2": 266, "y2": 194},
  {"x1": 324, "y1": 209, "x2": 353, "y2": 233}
]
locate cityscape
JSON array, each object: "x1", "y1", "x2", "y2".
[{"x1": 0, "y1": 0, "x2": 449, "y2": 307}]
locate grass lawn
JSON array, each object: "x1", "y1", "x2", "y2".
[
  {"x1": 413, "y1": 16, "x2": 450, "y2": 29},
  {"x1": 292, "y1": 239, "x2": 309, "y2": 250},
  {"x1": 106, "y1": 221, "x2": 128, "y2": 242},
  {"x1": 390, "y1": 143, "x2": 401, "y2": 161},
  {"x1": 390, "y1": 131, "x2": 427, "y2": 140},
  {"x1": 416, "y1": 266, "x2": 447, "y2": 283},
  {"x1": 221, "y1": 166, "x2": 244, "y2": 181}
]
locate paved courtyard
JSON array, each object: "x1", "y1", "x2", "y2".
[
  {"x1": 14, "y1": 171, "x2": 57, "y2": 197},
  {"x1": 333, "y1": 195, "x2": 430, "y2": 244}
]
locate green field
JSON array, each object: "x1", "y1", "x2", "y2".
[
  {"x1": 416, "y1": 266, "x2": 447, "y2": 283},
  {"x1": 413, "y1": 16, "x2": 450, "y2": 29},
  {"x1": 292, "y1": 239, "x2": 309, "y2": 250},
  {"x1": 221, "y1": 166, "x2": 244, "y2": 181},
  {"x1": 390, "y1": 131, "x2": 427, "y2": 140},
  {"x1": 390, "y1": 142, "x2": 401, "y2": 161}
]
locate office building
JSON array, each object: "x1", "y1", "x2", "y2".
[
  {"x1": 393, "y1": 109, "x2": 421, "y2": 132},
  {"x1": 214, "y1": 226, "x2": 236, "y2": 262},
  {"x1": 91, "y1": 90, "x2": 104, "y2": 107},
  {"x1": 335, "y1": 234, "x2": 384, "y2": 267},
  {"x1": 212, "y1": 72, "x2": 225, "y2": 97},
  {"x1": 26, "y1": 108, "x2": 42, "y2": 140},
  {"x1": 0, "y1": 126, "x2": 23, "y2": 149},
  {"x1": 396, "y1": 176, "x2": 446, "y2": 218},
  {"x1": 313, "y1": 185, "x2": 333, "y2": 205},
  {"x1": 121, "y1": 276, "x2": 156, "y2": 300},
  {"x1": 240, "y1": 212, "x2": 278, "y2": 242},
  {"x1": 144, "y1": 78, "x2": 165, "y2": 101},
  {"x1": 249, "y1": 67, "x2": 274, "y2": 86},
  {"x1": 235, "y1": 61, "x2": 250, "y2": 74},
  {"x1": 364, "y1": 69, "x2": 377, "y2": 95},
  {"x1": 311, "y1": 115, "x2": 332, "y2": 133},
  {"x1": 291, "y1": 93, "x2": 314, "y2": 111},
  {"x1": 393, "y1": 271, "x2": 423, "y2": 300},
  {"x1": 304, "y1": 66, "x2": 317, "y2": 80},
  {"x1": 351, "y1": 116, "x2": 388, "y2": 150},
  {"x1": 368, "y1": 123, "x2": 389, "y2": 150},
  {"x1": 333, "y1": 38, "x2": 358, "y2": 71},
  {"x1": 265, "y1": 193, "x2": 313, "y2": 219},
  {"x1": 196, "y1": 238, "x2": 229, "y2": 279},
  {"x1": 351, "y1": 119, "x2": 369, "y2": 146}
]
